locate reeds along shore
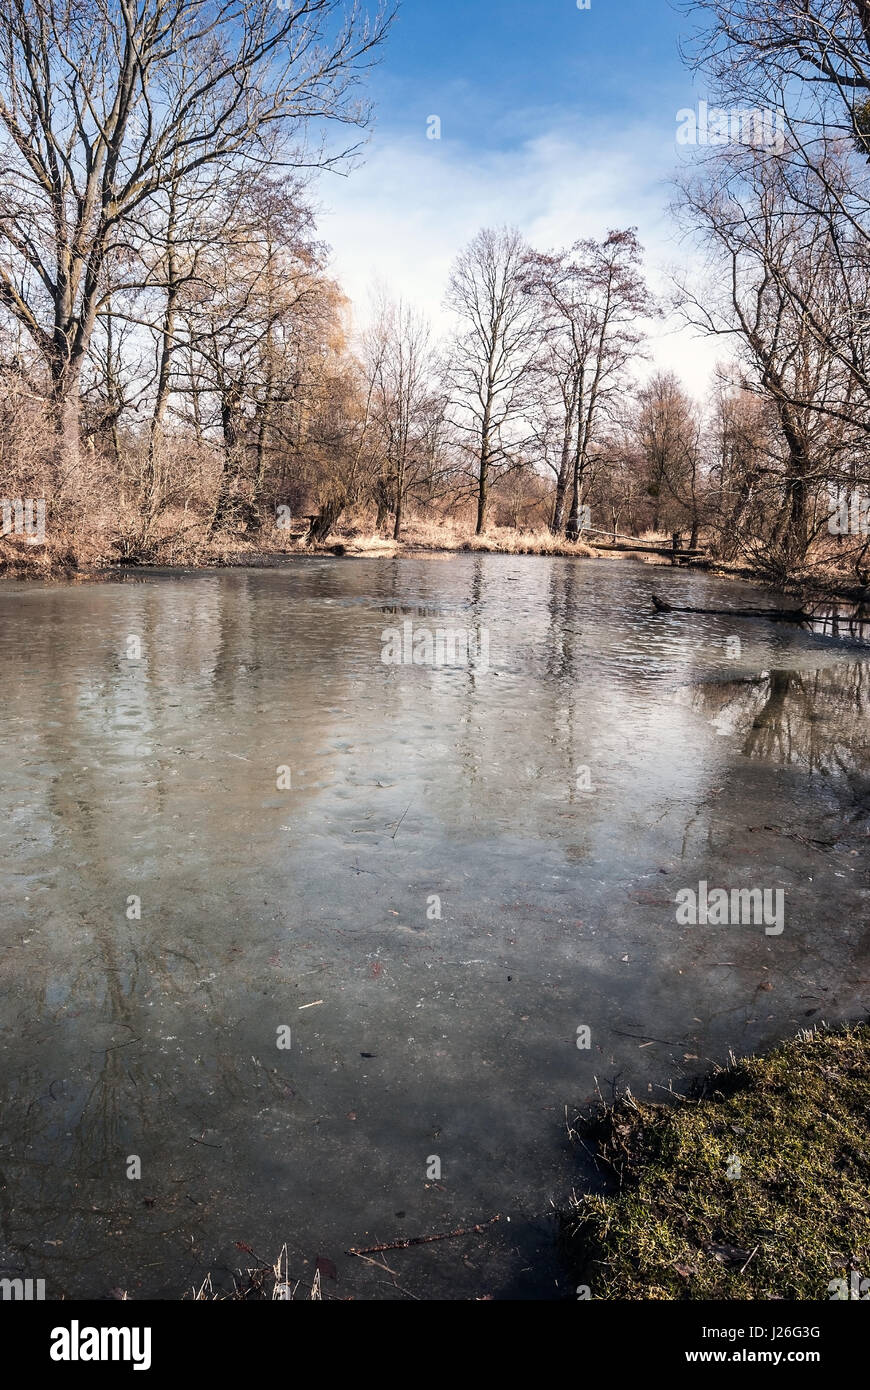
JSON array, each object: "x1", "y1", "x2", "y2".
[
  {"x1": 2, "y1": 510, "x2": 866, "y2": 608},
  {"x1": 0, "y1": 512, "x2": 601, "y2": 578}
]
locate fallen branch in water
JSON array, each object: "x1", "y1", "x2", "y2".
[
  {"x1": 651, "y1": 593, "x2": 809, "y2": 623},
  {"x1": 347, "y1": 1214, "x2": 501, "y2": 1257}
]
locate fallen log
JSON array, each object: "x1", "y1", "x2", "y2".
[
  {"x1": 651, "y1": 593, "x2": 810, "y2": 623},
  {"x1": 597, "y1": 539, "x2": 707, "y2": 559}
]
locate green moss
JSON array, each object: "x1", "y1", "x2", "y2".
[{"x1": 561, "y1": 1024, "x2": 870, "y2": 1299}]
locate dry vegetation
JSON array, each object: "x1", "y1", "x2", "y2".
[{"x1": 187, "y1": 1245, "x2": 326, "y2": 1302}]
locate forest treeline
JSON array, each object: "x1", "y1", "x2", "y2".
[{"x1": 0, "y1": 0, "x2": 869, "y2": 591}]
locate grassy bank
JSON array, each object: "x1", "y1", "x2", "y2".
[
  {"x1": 2, "y1": 513, "x2": 865, "y2": 607},
  {"x1": 561, "y1": 1024, "x2": 870, "y2": 1300},
  {"x1": 0, "y1": 514, "x2": 599, "y2": 579},
  {"x1": 312, "y1": 516, "x2": 598, "y2": 558}
]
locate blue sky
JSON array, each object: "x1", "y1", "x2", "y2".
[
  {"x1": 316, "y1": 0, "x2": 720, "y2": 394},
  {"x1": 376, "y1": 0, "x2": 692, "y2": 144}
]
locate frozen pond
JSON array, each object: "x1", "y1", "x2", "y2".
[{"x1": 0, "y1": 555, "x2": 867, "y2": 1298}]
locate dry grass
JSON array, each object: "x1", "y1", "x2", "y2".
[
  {"x1": 2, "y1": 502, "x2": 603, "y2": 577},
  {"x1": 463, "y1": 526, "x2": 598, "y2": 557},
  {"x1": 329, "y1": 516, "x2": 599, "y2": 558},
  {"x1": 2, "y1": 498, "x2": 863, "y2": 596},
  {"x1": 187, "y1": 1245, "x2": 324, "y2": 1301},
  {"x1": 0, "y1": 529, "x2": 93, "y2": 579}
]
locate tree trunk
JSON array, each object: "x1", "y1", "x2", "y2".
[
  {"x1": 393, "y1": 452, "x2": 405, "y2": 541},
  {"x1": 565, "y1": 407, "x2": 592, "y2": 540},
  {"x1": 307, "y1": 497, "x2": 346, "y2": 544},
  {"x1": 551, "y1": 433, "x2": 571, "y2": 534},
  {"x1": 476, "y1": 451, "x2": 489, "y2": 535},
  {"x1": 373, "y1": 476, "x2": 392, "y2": 530},
  {"x1": 565, "y1": 447, "x2": 585, "y2": 539},
  {"x1": 253, "y1": 405, "x2": 271, "y2": 510},
  {"x1": 208, "y1": 388, "x2": 246, "y2": 535},
  {"x1": 51, "y1": 368, "x2": 82, "y2": 488},
  {"x1": 786, "y1": 466, "x2": 808, "y2": 562},
  {"x1": 721, "y1": 470, "x2": 759, "y2": 559},
  {"x1": 143, "y1": 274, "x2": 179, "y2": 525},
  {"x1": 476, "y1": 407, "x2": 492, "y2": 535}
]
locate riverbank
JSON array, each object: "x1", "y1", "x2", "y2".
[
  {"x1": 0, "y1": 516, "x2": 598, "y2": 579},
  {"x1": 560, "y1": 1024, "x2": 870, "y2": 1300},
  {"x1": 2, "y1": 515, "x2": 866, "y2": 609}
]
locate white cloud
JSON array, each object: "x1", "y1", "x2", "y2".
[{"x1": 315, "y1": 119, "x2": 725, "y2": 399}]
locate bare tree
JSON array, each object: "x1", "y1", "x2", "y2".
[
  {"x1": 635, "y1": 372, "x2": 705, "y2": 545},
  {"x1": 527, "y1": 229, "x2": 653, "y2": 536},
  {"x1": 445, "y1": 226, "x2": 538, "y2": 534},
  {"x1": 686, "y1": 0, "x2": 870, "y2": 426},
  {"x1": 687, "y1": 0, "x2": 870, "y2": 133},
  {"x1": 676, "y1": 150, "x2": 858, "y2": 575},
  {"x1": 0, "y1": 0, "x2": 394, "y2": 483},
  {"x1": 364, "y1": 293, "x2": 439, "y2": 540},
  {"x1": 707, "y1": 383, "x2": 775, "y2": 559}
]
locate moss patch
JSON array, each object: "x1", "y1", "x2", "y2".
[{"x1": 561, "y1": 1025, "x2": 870, "y2": 1300}]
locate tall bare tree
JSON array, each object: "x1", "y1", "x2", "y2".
[
  {"x1": 676, "y1": 150, "x2": 857, "y2": 575},
  {"x1": 445, "y1": 226, "x2": 538, "y2": 534},
  {"x1": 527, "y1": 230, "x2": 653, "y2": 537},
  {"x1": 364, "y1": 294, "x2": 439, "y2": 540},
  {"x1": 634, "y1": 372, "x2": 705, "y2": 545},
  {"x1": 0, "y1": 0, "x2": 394, "y2": 482}
]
